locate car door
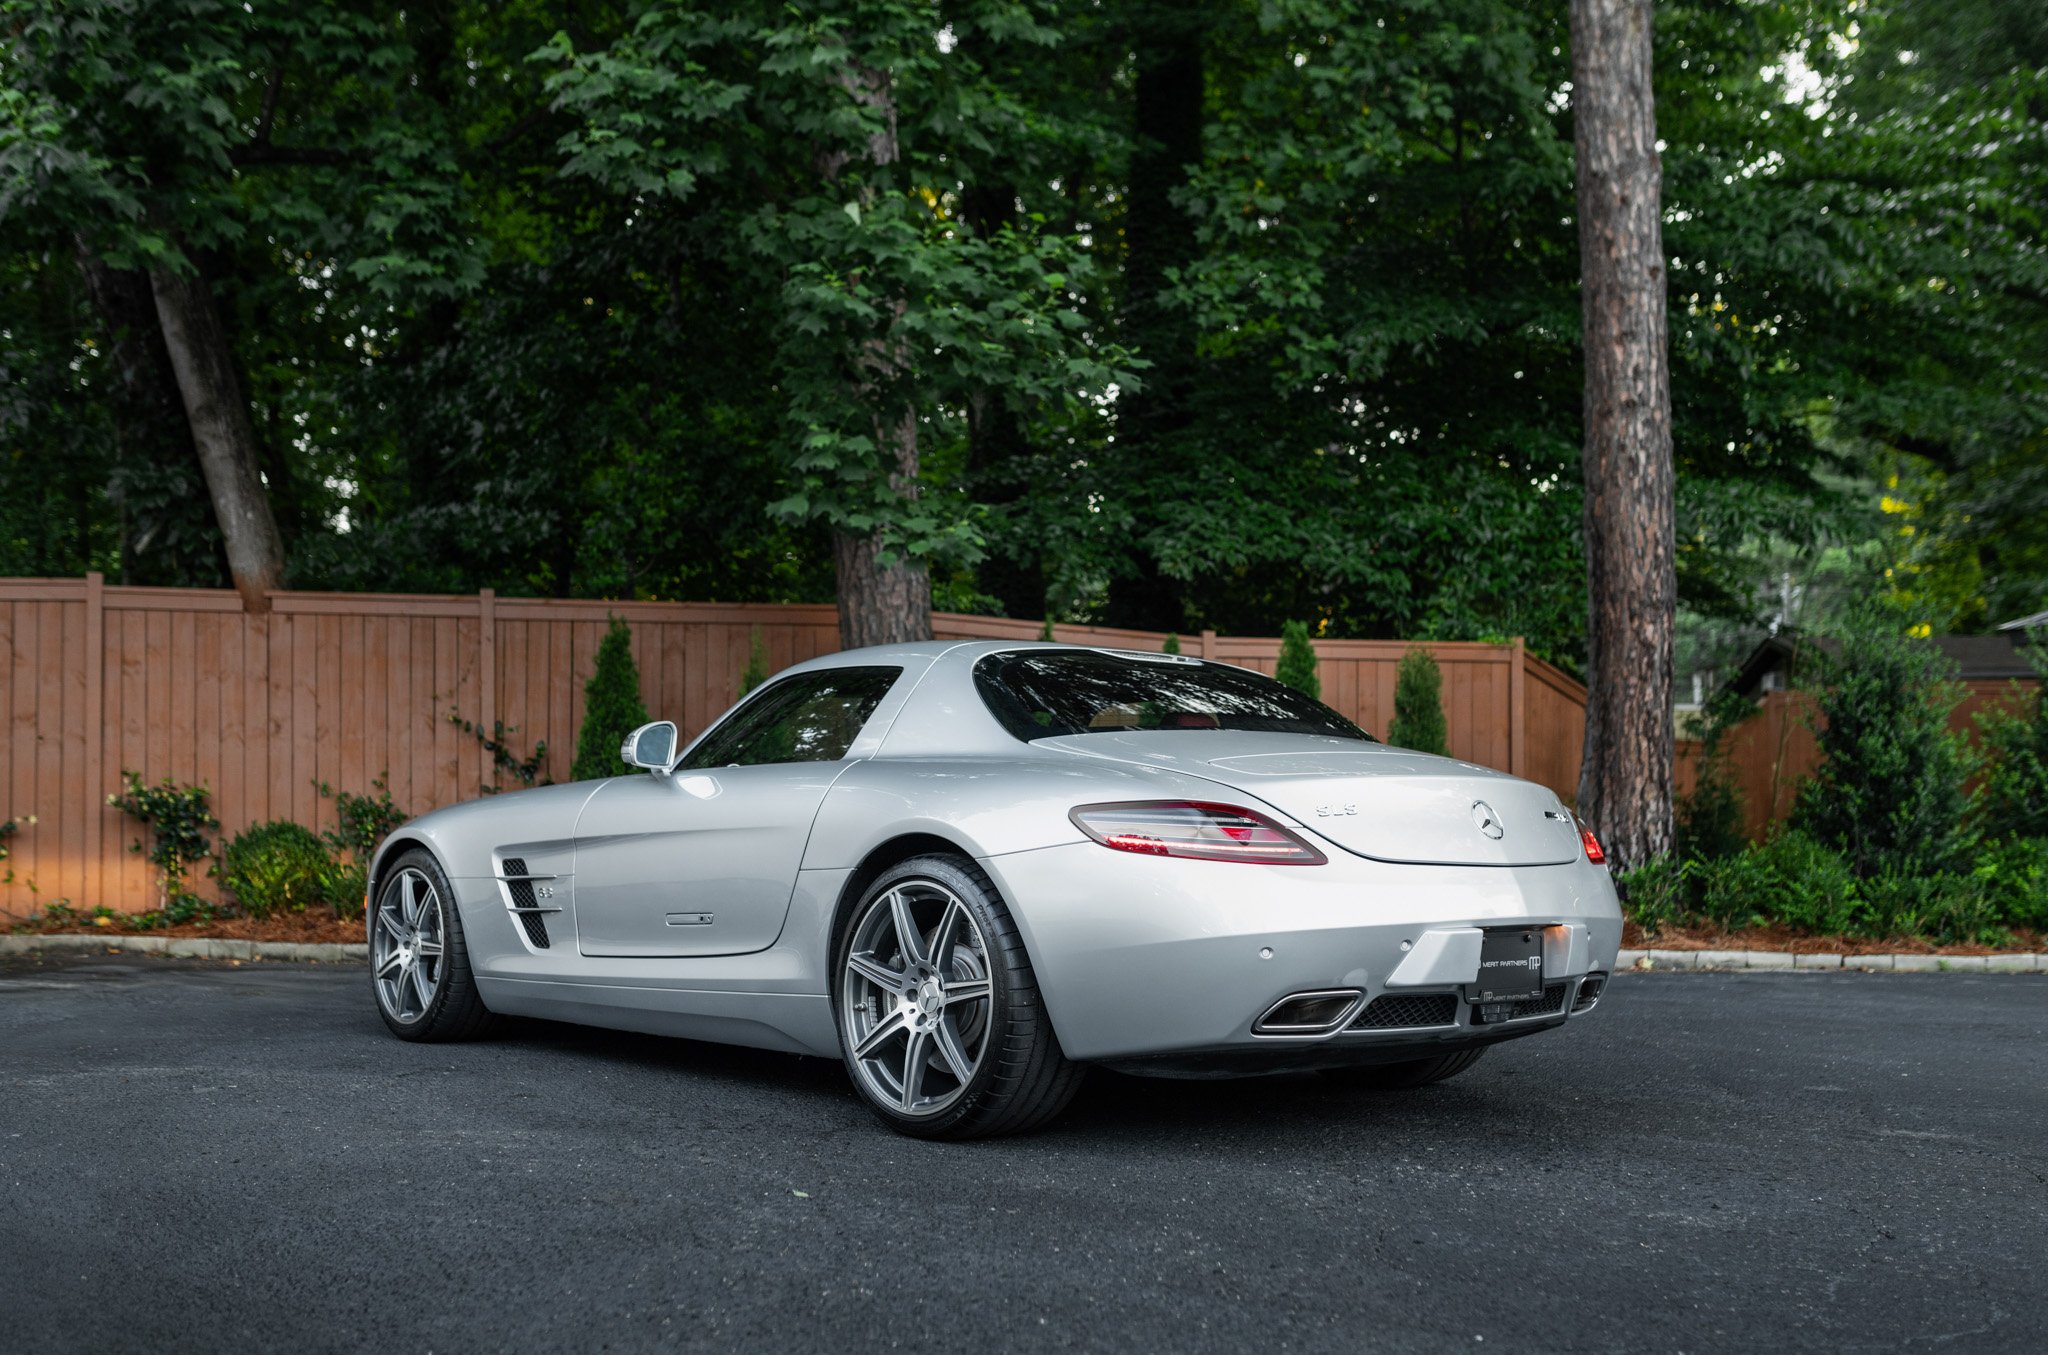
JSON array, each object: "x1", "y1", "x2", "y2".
[{"x1": 571, "y1": 666, "x2": 903, "y2": 959}]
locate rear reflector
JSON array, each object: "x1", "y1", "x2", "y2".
[{"x1": 1070, "y1": 800, "x2": 1328, "y2": 865}]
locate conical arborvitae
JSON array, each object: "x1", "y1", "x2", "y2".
[
  {"x1": 1275, "y1": 620, "x2": 1321, "y2": 699},
  {"x1": 1388, "y1": 646, "x2": 1449, "y2": 755},
  {"x1": 572, "y1": 615, "x2": 651, "y2": 781}
]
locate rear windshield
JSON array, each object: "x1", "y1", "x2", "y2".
[{"x1": 974, "y1": 650, "x2": 1375, "y2": 743}]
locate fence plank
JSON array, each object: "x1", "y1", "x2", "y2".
[{"x1": 2, "y1": 581, "x2": 1625, "y2": 914}]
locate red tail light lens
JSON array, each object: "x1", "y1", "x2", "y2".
[
  {"x1": 1069, "y1": 801, "x2": 1328, "y2": 865},
  {"x1": 1579, "y1": 824, "x2": 1606, "y2": 865}
]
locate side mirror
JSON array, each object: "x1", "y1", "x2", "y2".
[{"x1": 620, "y1": 721, "x2": 678, "y2": 773}]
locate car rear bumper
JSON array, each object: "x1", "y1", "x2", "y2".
[{"x1": 978, "y1": 841, "x2": 1623, "y2": 1063}]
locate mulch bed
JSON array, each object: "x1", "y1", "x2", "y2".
[
  {"x1": 3, "y1": 912, "x2": 364, "y2": 944},
  {"x1": 1622, "y1": 920, "x2": 2045, "y2": 957}
]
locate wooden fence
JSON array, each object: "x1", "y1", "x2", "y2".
[
  {"x1": 1674, "y1": 679, "x2": 2039, "y2": 843},
  {"x1": 1, "y1": 576, "x2": 1588, "y2": 912}
]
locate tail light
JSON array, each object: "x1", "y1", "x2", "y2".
[
  {"x1": 1069, "y1": 801, "x2": 1327, "y2": 865},
  {"x1": 1578, "y1": 821, "x2": 1606, "y2": 865}
]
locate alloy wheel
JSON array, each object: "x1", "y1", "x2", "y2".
[
  {"x1": 373, "y1": 867, "x2": 446, "y2": 1024},
  {"x1": 840, "y1": 880, "x2": 994, "y2": 1117}
]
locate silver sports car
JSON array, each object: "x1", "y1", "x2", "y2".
[{"x1": 366, "y1": 641, "x2": 1622, "y2": 1138}]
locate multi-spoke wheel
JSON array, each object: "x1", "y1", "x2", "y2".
[
  {"x1": 371, "y1": 847, "x2": 495, "y2": 1042},
  {"x1": 373, "y1": 867, "x2": 446, "y2": 1024},
  {"x1": 833, "y1": 855, "x2": 1084, "y2": 1139}
]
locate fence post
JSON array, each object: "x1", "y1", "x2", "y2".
[
  {"x1": 1509, "y1": 637, "x2": 1526, "y2": 778},
  {"x1": 1200, "y1": 629, "x2": 1216, "y2": 660},
  {"x1": 478, "y1": 588, "x2": 496, "y2": 797},
  {"x1": 82, "y1": 571, "x2": 104, "y2": 905}
]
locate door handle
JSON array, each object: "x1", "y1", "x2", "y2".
[{"x1": 665, "y1": 913, "x2": 714, "y2": 927}]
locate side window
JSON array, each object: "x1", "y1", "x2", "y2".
[{"x1": 680, "y1": 667, "x2": 902, "y2": 770}]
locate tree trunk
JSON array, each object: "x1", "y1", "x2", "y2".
[
  {"x1": 834, "y1": 406, "x2": 930, "y2": 650},
  {"x1": 148, "y1": 262, "x2": 288, "y2": 612},
  {"x1": 1570, "y1": 0, "x2": 1676, "y2": 871}
]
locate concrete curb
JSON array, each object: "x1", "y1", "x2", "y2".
[
  {"x1": 1619, "y1": 947, "x2": 2043, "y2": 973},
  {"x1": 0, "y1": 933, "x2": 366, "y2": 963}
]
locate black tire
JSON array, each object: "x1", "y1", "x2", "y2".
[
  {"x1": 370, "y1": 847, "x2": 496, "y2": 1043},
  {"x1": 832, "y1": 854, "x2": 1084, "y2": 1140},
  {"x1": 1320, "y1": 1046, "x2": 1488, "y2": 1090}
]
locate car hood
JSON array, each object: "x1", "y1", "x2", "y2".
[{"x1": 1037, "y1": 731, "x2": 1581, "y2": 867}]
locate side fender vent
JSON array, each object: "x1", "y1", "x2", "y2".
[{"x1": 502, "y1": 856, "x2": 551, "y2": 949}]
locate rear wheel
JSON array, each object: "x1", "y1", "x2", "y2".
[
  {"x1": 1320, "y1": 1046, "x2": 1487, "y2": 1090},
  {"x1": 833, "y1": 855, "x2": 1083, "y2": 1139},
  {"x1": 371, "y1": 848, "x2": 495, "y2": 1042}
]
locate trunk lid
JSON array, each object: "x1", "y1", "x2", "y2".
[{"x1": 1041, "y1": 732, "x2": 1581, "y2": 867}]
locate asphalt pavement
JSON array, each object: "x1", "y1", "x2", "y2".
[{"x1": 2, "y1": 952, "x2": 2044, "y2": 1354}]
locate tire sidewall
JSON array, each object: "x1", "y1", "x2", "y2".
[
  {"x1": 830, "y1": 855, "x2": 1020, "y2": 1135},
  {"x1": 373, "y1": 847, "x2": 464, "y2": 1041}
]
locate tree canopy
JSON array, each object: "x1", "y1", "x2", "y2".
[{"x1": 4, "y1": 0, "x2": 2043, "y2": 672}]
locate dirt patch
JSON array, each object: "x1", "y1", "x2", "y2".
[{"x1": 1622, "y1": 919, "x2": 2045, "y2": 956}]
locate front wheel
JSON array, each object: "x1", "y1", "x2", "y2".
[
  {"x1": 371, "y1": 848, "x2": 496, "y2": 1042},
  {"x1": 833, "y1": 855, "x2": 1083, "y2": 1139}
]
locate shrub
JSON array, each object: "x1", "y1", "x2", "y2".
[
  {"x1": 1615, "y1": 855, "x2": 1687, "y2": 934},
  {"x1": 1858, "y1": 870, "x2": 2001, "y2": 946},
  {"x1": 1275, "y1": 621, "x2": 1320, "y2": 699},
  {"x1": 1387, "y1": 647, "x2": 1448, "y2": 755},
  {"x1": 1676, "y1": 691, "x2": 1751, "y2": 862},
  {"x1": 1972, "y1": 837, "x2": 2048, "y2": 934},
  {"x1": 573, "y1": 615, "x2": 651, "y2": 781},
  {"x1": 1162, "y1": 632, "x2": 1181, "y2": 655},
  {"x1": 1791, "y1": 615, "x2": 1975, "y2": 877},
  {"x1": 1973, "y1": 644, "x2": 2048, "y2": 843},
  {"x1": 108, "y1": 773, "x2": 217, "y2": 910},
  {"x1": 1693, "y1": 831, "x2": 1862, "y2": 934},
  {"x1": 220, "y1": 821, "x2": 335, "y2": 918},
  {"x1": 315, "y1": 775, "x2": 406, "y2": 861}
]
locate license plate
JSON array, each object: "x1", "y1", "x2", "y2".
[{"x1": 1470, "y1": 927, "x2": 1545, "y2": 1003}]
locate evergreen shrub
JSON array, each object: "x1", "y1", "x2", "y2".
[
  {"x1": 573, "y1": 616, "x2": 650, "y2": 781},
  {"x1": 1275, "y1": 621, "x2": 1320, "y2": 699},
  {"x1": 1387, "y1": 647, "x2": 1448, "y2": 755},
  {"x1": 1791, "y1": 615, "x2": 1974, "y2": 877}
]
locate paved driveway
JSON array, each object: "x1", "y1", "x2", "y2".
[{"x1": 2, "y1": 953, "x2": 2044, "y2": 1353}]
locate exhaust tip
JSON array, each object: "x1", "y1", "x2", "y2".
[
  {"x1": 1573, "y1": 973, "x2": 1607, "y2": 1012},
  {"x1": 1255, "y1": 989, "x2": 1363, "y2": 1035}
]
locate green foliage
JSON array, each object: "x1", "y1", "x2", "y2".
[
  {"x1": 1615, "y1": 855, "x2": 1689, "y2": 935},
  {"x1": 220, "y1": 821, "x2": 335, "y2": 919},
  {"x1": 1387, "y1": 648, "x2": 1448, "y2": 756},
  {"x1": 1792, "y1": 617, "x2": 1976, "y2": 877},
  {"x1": 448, "y1": 716, "x2": 550, "y2": 795},
  {"x1": 1161, "y1": 633, "x2": 1181, "y2": 656},
  {"x1": 0, "y1": 814, "x2": 20, "y2": 886},
  {"x1": 1974, "y1": 646, "x2": 2048, "y2": 843},
  {"x1": 107, "y1": 773, "x2": 217, "y2": 909},
  {"x1": 1676, "y1": 691, "x2": 1753, "y2": 862},
  {"x1": 1691, "y1": 832, "x2": 1866, "y2": 935},
  {"x1": 1972, "y1": 837, "x2": 2048, "y2": 935},
  {"x1": 314, "y1": 776, "x2": 407, "y2": 863},
  {"x1": 572, "y1": 616, "x2": 649, "y2": 781},
  {"x1": 1274, "y1": 621, "x2": 1320, "y2": 700},
  {"x1": 1039, "y1": 618, "x2": 1057, "y2": 643},
  {"x1": 738, "y1": 627, "x2": 771, "y2": 697}
]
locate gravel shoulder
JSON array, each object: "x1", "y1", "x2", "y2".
[{"x1": 3, "y1": 952, "x2": 2045, "y2": 1354}]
